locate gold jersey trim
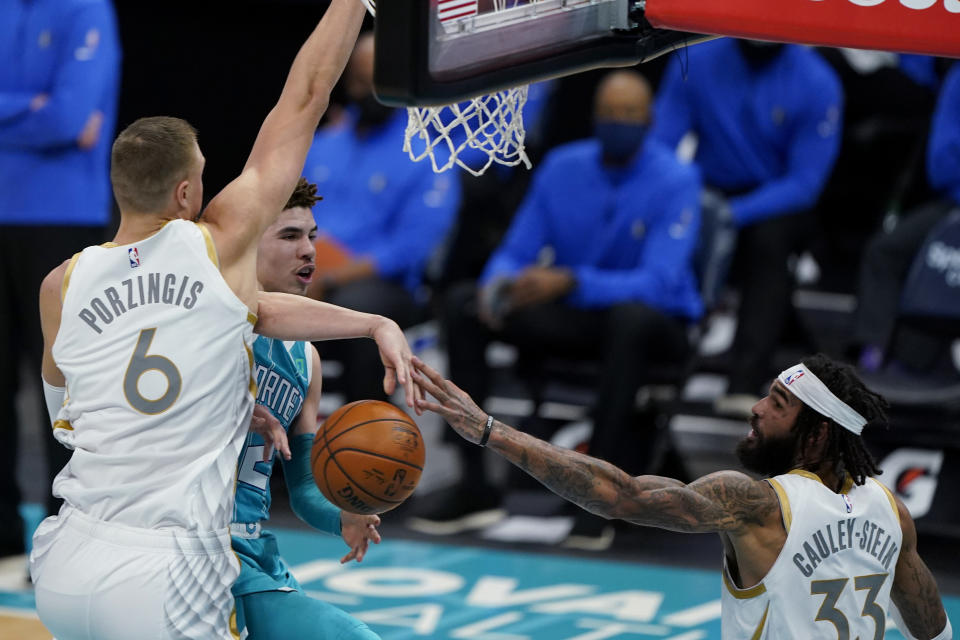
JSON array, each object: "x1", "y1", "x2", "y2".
[
  {"x1": 767, "y1": 478, "x2": 792, "y2": 533},
  {"x1": 195, "y1": 222, "x2": 220, "y2": 269},
  {"x1": 750, "y1": 603, "x2": 770, "y2": 640},
  {"x1": 61, "y1": 252, "x2": 82, "y2": 301},
  {"x1": 787, "y1": 469, "x2": 854, "y2": 494},
  {"x1": 723, "y1": 563, "x2": 766, "y2": 599},
  {"x1": 53, "y1": 419, "x2": 73, "y2": 431},
  {"x1": 871, "y1": 478, "x2": 901, "y2": 525}
]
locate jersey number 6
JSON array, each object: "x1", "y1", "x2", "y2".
[{"x1": 123, "y1": 328, "x2": 183, "y2": 414}]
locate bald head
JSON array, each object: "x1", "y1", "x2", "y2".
[
  {"x1": 345, "y1": 32, "x2": 376, "y2": 102},
  {"x1": 593, "y1": 71, "x2": 653, "y2": 125}
]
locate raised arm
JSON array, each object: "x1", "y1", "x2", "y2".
[
  {"x1": 203, "y1": 0, "x2": 366, "y2": 277},
  {"x1": 255, "y1": 291, "x2": 418, "y2": 409},
  {"x1": 411, "y1": 357, "x2": 778, "y2": 534},
  {"x1": 890, "y1": 497, "x2": 951, "y2": 640}
]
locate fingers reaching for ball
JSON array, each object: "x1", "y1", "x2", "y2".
[
  {"x1": 411, "y1": 357, "x2": 489, "y2": 445},
  {"x1": 372, "y1": 317, "x2": 421, "y2": 414}
]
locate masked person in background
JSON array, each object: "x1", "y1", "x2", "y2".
[
  {"x1": 652, "y1": 40, "x2": 844, "y2": 415},
  {"x1": 409, "y1": 70, "x2": 704, "y2": 551}
]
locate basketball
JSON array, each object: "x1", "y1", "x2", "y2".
[{"x1": 311, "y1": 400, "x2": 425, "y2": 515}]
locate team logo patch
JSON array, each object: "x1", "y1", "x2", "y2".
[
  {"x1": 128, "y1": 247, "x2": 141, "y2": 268},
  {"x1": 783, "y1": 369, "x2": 805, "y2": 385},
  {"x1": 842, "y1": 494, "x2": 853, "y2": 513}
]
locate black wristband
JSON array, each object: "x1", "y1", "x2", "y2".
[{"x1": 479, "y1": 415, "x2": 494, "y2": 447}]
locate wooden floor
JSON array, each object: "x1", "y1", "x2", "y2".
[{"x1": 0, "y1": 610, "x2": 49, "y2": 639}]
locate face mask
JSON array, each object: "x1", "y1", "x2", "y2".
[
  {"x1": 594, "y1": 121, "x2": 647, "y2": 164},
  {"x1": 736, "y1": 40, "x2": 785, "y2": 68},
  {"x1": 355, "y1": 94, "x2": 395, "y2": 128}
]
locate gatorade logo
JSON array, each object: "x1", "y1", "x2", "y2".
[
  {"x1": 879, "y1": 448, "x2": 944, "y2": 518},
  {"x1": 808, "y1": 0, "x2": 960, "y2": 11}
]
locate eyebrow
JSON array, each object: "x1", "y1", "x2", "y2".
[
  {"x1": 277, "y1": 226, "x2": 310, "y2": 235},
  {"x1": 772, "y1": 384, "x2": 793, "y2": 406}
]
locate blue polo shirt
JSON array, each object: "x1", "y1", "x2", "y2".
[
  {"x1": 482, "y1": 139, "x2": 703, "y2": 319},
  {"x1": 928, "y1": 64, "x2": 960, "y2": 205},
  {"x1": 652, "y1": 40, "x2": 843, "y2": 227},
  {"x1": 0, "y1": 0, "x2": 121, "y2": 225},
  {"x1": 303, "y1": 110, "x2": 460, "y2": 292}
]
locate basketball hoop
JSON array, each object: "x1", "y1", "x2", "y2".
[{"x1": 359, "y1": 0, "x2": 532, "y2": 176}]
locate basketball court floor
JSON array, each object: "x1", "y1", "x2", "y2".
[
  {"x1": 2, "y1": 503, "x2": 959, "y2": 639},
  {"x1": 4, "y1": 376, "x2": 960, "y2": 640}
]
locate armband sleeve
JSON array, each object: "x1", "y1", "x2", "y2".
[{"x1": 281, "y1": 433, "x2": 341, "y2": 536}]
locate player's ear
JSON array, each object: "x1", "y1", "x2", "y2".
[
  {"x1": 809, "y1": 421, "x2": 830, "y2": 450},
  {"x1": 174, "y1": 179, "x2": 190, "y2": 210}
]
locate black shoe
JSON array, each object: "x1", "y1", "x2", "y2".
[
  {"x1": 406, "y1": 485, "x2": 506, "y2": 535},
  {"x1": 561, "y1": 512, "x2": 615, "y2": 551}
]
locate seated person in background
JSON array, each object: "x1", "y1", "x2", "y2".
[
  {"x1": 232, "y1": 178, "x2": 381, "y2": 639},
  {"x1": 409, "y1": 70, "x2": 703, "y2": 551},
  {"x1": 652, "y1": 39, "x2": 844, "y2": 415},
  {"x1": 302, "y1": 32, "x2": 460, "y2": 404},
  {"x1": 852, "y1": 61, "x2": 960, "y2": 372}
]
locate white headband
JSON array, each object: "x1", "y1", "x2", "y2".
[{"x1": 778, "y1": 364, "x2": 867, "y2": 435}]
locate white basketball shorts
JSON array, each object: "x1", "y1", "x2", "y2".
[{"x1": 30, "y1": 506, "x2": 243, "y2": 640}]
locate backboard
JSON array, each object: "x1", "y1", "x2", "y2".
[
  {"x1": 372, "y1": 0, "x2": 710, "y2": 106},
  {"x1": 372, "y1": 0, "x2": 960, "y2": 108}
]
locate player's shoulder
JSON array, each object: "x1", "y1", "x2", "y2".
[{"x1": 39, "y1": 258, "x2": 75, "y2": 308}]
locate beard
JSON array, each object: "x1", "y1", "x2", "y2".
[{"x1": 735, "y1": 421, "x2": 799, "y2": 477}]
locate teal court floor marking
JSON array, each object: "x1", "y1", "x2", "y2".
[{"x1": 4, "y1": 506, "x2": 958, "y2": 639}]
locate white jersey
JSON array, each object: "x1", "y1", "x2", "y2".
[
  {"x1": 722, "y1": 470, "x2": 902, "y2": 639},
  {"x1": 51, "y1": 219, "x2": 256, "y2": 533}
]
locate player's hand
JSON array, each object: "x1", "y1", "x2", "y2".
[
  {"x1": 371, "y1": 317, "x2": 421, "y2": 414},
  {"x1": 509, "y1": 266, "x2": 575, "y2": 309},
  {"x1": 339, "y1": 512, "x2": 381, "y2": 564},
  {"x1": 411, "y1": 356, "x2": 488, "y2": 445},
  {"x1": 249, "y1": 404, "x2": 291, "y2": 461}
]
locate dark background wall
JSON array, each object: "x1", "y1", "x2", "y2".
[{"x1": 113, "y1": 0, "x2": 346, "y2": 200}]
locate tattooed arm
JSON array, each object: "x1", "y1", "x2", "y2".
[
  {"x1": 890, "y1": 497, "x2": 950, "y2": 639},
  {"x1": 411, "y1": 357, "x2": 778, "y2": 534}
]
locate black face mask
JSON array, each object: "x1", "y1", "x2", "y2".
[
  {"x1": 736, "y1": 40, "x2": 785, "y2": 68},
  {"x1": 355, "y1": 94, "x2": 395, "y2": 128}
]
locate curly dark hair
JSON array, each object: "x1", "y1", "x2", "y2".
[
  {"x1": 284, "y1": 177, "x2": 322, "y2": 211},
  {"x1": 793, "y1": 353, "x2": 888, "y2": 486}
]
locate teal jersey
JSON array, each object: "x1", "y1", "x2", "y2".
[{"x1": 233, "y1": 336, "x2": 312, "y2": 525}]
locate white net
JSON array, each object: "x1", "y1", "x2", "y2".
[{"x1": 358, "y1": 0, "x2": 532, "y2": 176}]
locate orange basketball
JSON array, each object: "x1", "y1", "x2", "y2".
[{"x1": 311, "y1": 400, "x2": 425, "y2": 515}]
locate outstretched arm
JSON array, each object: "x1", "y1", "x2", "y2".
[
  {"x1": 255, "y1": 291, "x2": 419, "y2": 409},
  {"x1": 411, "y1": 357, "x2": 778, "y2": 534},
  {"x1": 890, "y1": 497, "x2": 951, "y2": 640},
  {"x1": 203, "y1": 0, "x2": 366, "y2": 277}
]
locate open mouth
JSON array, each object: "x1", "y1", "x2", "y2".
[{"x1": 296, "y1": 264, "x2": 315, "y2": 284}]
